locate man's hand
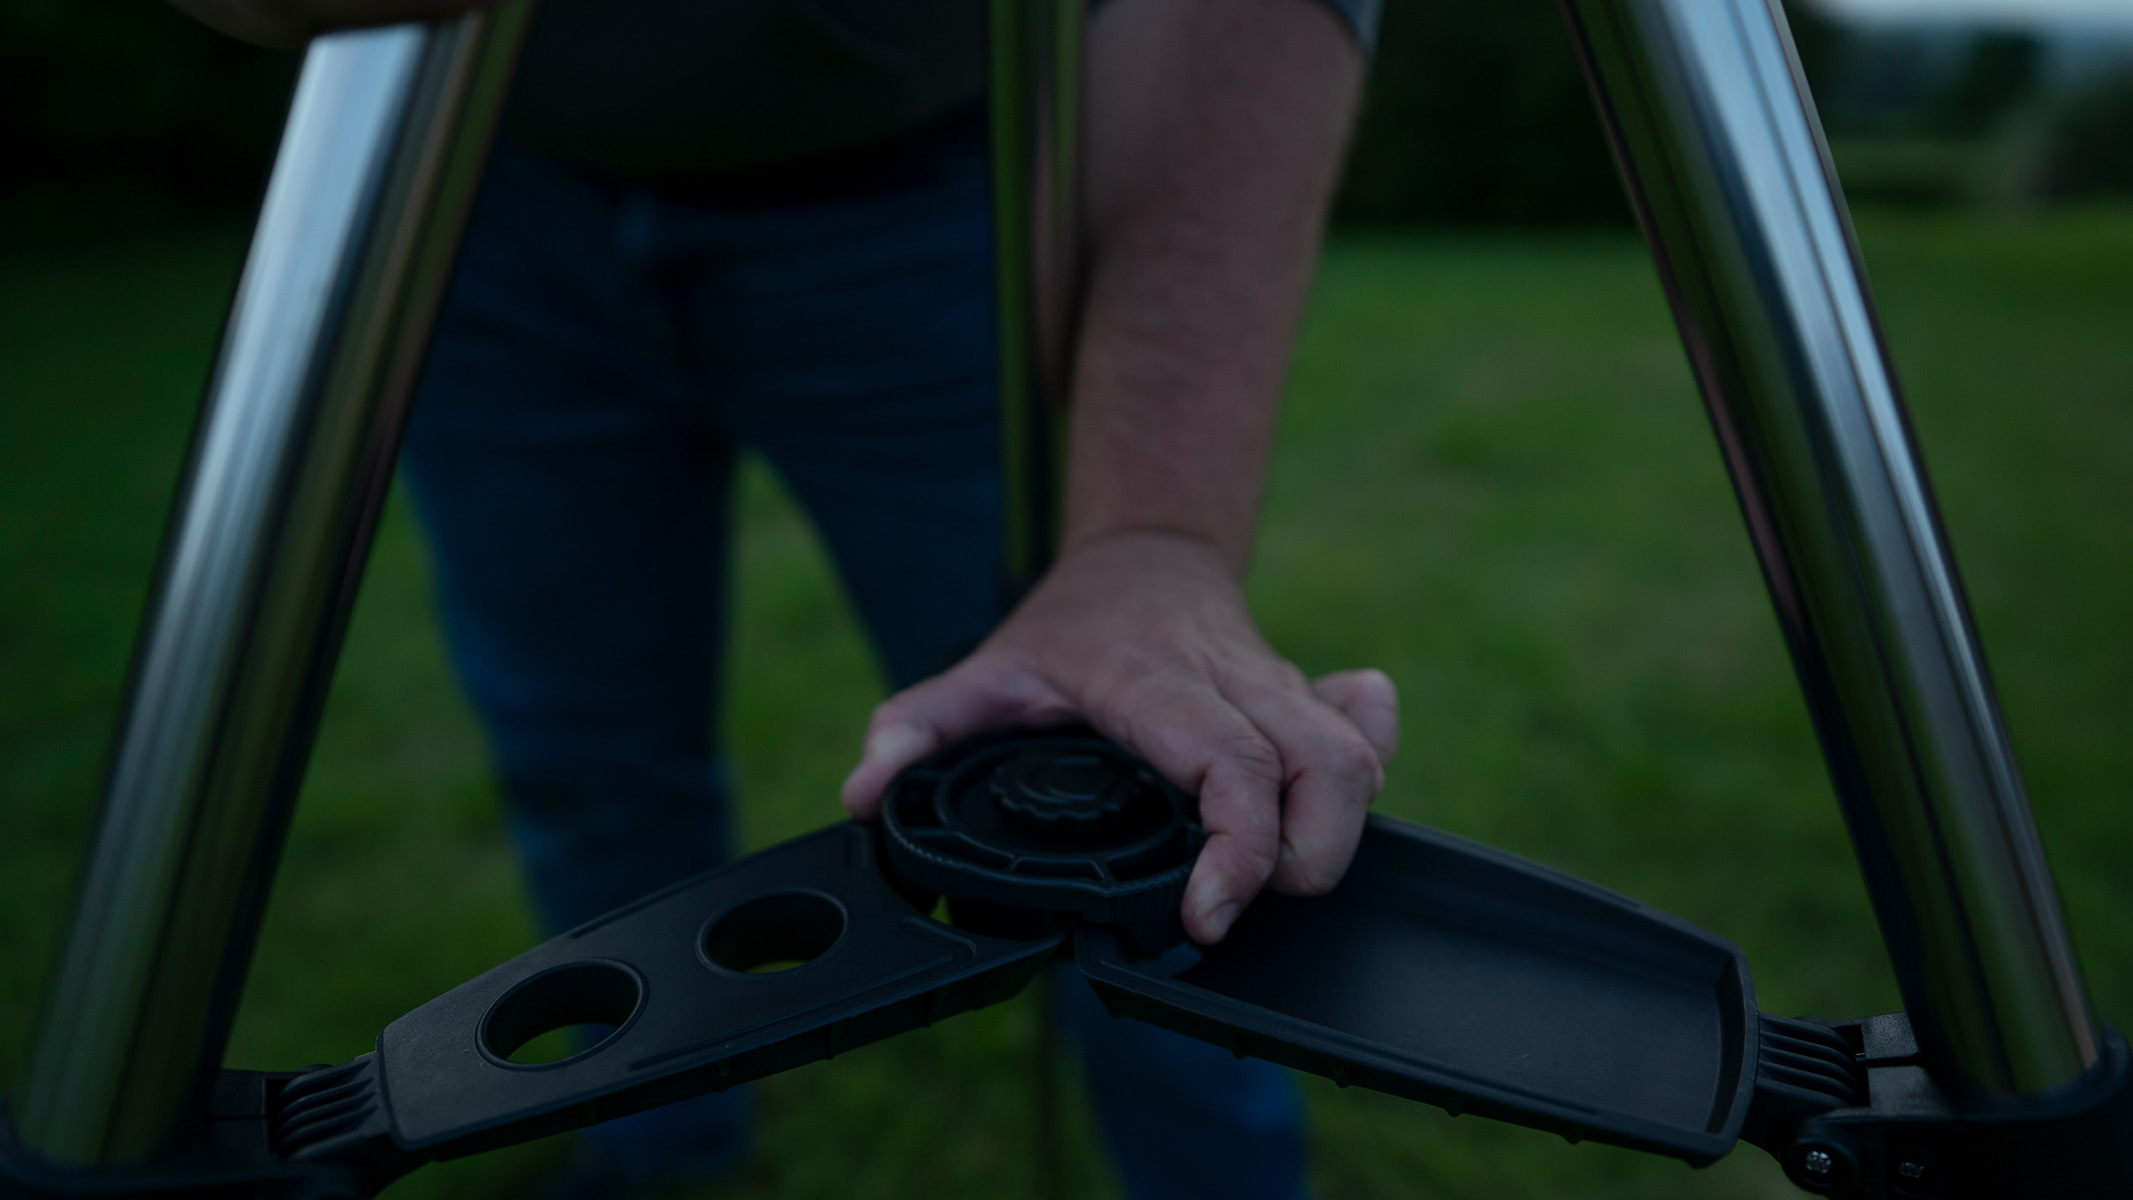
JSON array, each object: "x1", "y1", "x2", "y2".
[
  {"x1": 845, "y1": 0, "x2": 1373, "y2": 943},
  {"x1": 165, "y1": 0, "x2": 496, "y2": 48},
  {"x1": 842, "y1": 531, "x2": 1398, "y2": 945}
]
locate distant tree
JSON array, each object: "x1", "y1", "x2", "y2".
[
  {"x1": 1331, "y1": 0, "x2": 1626, "y2": 228},
  {"x1": 1937, "y1": 31, "x2": 2042, "y2": 136},
  {"x1": 1330, "y1": 0, "x2": 1848, "y2": 228},
  {"x1": 2043, "y1": 77, "x2": 2133, "y2": 198},
  {"x1": 3, "y1": 0, "x2": 1869, "y2": 234},
  {"x1": 1781, "y1": 0, "x2": 1849, "y2": 112}
]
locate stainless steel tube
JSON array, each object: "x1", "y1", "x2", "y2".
[
  {"x1": 988, "y1": 7, "x2": 1082, "y2": 1195},
  {"x1": 1560, "y1": 0, "x2": 2098, "y2": 1099},
  {"x1": 11, "y1": 7, "x2": 530, "y2": 1165},
  {"x1": 989, "y1": 0, "x2": 1084, "y2": 601}
]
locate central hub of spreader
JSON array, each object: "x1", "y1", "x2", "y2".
[
  {"x1": 878, "y1": 727, "x2": 1204, "y2": 952},
  {"x1": 991, "y1": 748, "x2": 1145, "y2": 836}
]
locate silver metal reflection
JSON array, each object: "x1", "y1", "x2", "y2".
[
  {"x1": 990, "y1": 0, "x2": 1084, "y2": 601},
  {"x1": 988, "y1": 6, "x2": 1083, "y2": 1191},
  {"x1": 12, "y1": 8, "x2": 531, "y2": 1165},
  {"x1": 989, "y1": 6, "x2": 1082, "y2": 1192},
  {"x1": 1560, "y1": 0, "x2": 2098, "y2": 1097}
]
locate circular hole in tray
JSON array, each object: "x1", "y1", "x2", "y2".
[
  {"x1": 480, "y1": 960, "x2": 643, "y2": 1068},
  {"x1": 702, "y1": 890, "x2": 848, "y2": 976}
]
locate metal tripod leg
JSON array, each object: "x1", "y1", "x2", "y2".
[
  {"x1": 991, "y1": 0, "x2": 1084, "y2": 608},
  {"x1": 1560, "y1": 0, "x2": 2100, "y2": 1102},
  {"x1": 989, "y1": 1, "x2": 1085, "y2": 1195},
  {"x1": 7, "y1": 0, "x2": 1072, "y2": 1176},
  {"x1": 8, "y1": 8, "x2": 532, "y2": 1168}
]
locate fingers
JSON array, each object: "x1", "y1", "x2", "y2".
[
  {"x1": 1140, "y1": 662, "x2": 1396, "y2": 941},
  {"x1": 1101, "y1": 678, "x2": 1285, "y2": 945},
  {"x1": 832, "y1": 554, "x2": 1395, "y2": 948},
  {"x1": 1312, "y1": 668, "x2": 1399, "y2": 763},
  {"x1": 1224, "y1": 676, "x2": 1385, "y2": 898},
  {"x1": 839, "y1": 653, "x2": 1073, "y2": 819},
  {"x1": 846, "y1": 653, "x2": 1395, "y2": 943},
  {"x1": 1182, "y1": 754, "x2": 1284, "y2": 943}
]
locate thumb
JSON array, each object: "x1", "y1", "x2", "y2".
[{"x1": 840, "y1": 653, "x2": 1075, "y2": 818}]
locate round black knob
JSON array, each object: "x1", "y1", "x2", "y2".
[
  {"x1": 879, "y1": 727, "x2": 1204, "y2": 954},
  {"x1": 992, "y1": 749, "x2": 1134, "y2": 837}
]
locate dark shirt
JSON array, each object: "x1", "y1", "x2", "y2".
[{"x1": 504, "y1": 0, "x2": 1379, "y2": 188}]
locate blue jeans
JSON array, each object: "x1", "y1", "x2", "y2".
[{"x1": 403, "y1": 137, "x2": 1305, "y2": 1199}]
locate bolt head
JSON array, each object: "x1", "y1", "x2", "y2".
[{"x1": 1786, "y1": 1141, "x2": 1857, "y2": 1193}]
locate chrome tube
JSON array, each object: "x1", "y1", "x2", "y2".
[
  {"x1": 989, "y1": 0, "x2": 1084, "y2": 600},
  {"x1": 11, "y1": 7, "x2": 530, "y2": 1165},
  {"x1": 988, "y1": 8, "x2": 1081, "y2": 1195},
  {"x1": 1559, "y1": 0, "x2": 2098, "y2": 1098}
]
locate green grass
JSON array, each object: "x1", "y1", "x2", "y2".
[{"x1": 3, "y1": 206, "x2": 2130, "y2": 1198}]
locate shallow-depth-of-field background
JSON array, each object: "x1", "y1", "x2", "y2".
[{"x1": 3, "y1": 204, "x2": 2129, "y2": 1198}]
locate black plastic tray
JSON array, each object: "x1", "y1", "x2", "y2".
[
  {"x1": 371, "y1": 824, "x2": 1061, "y2": 1159},
  {"x1": 1077, "y1": 816, "x2": 1757, "y2": 1163}
]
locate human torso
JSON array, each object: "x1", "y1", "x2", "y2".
[{"x1": 505, "y1": 0, "x2": 988, "y2": 185}]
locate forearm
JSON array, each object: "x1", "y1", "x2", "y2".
[
  {"x1": 853, "y1": 0, "x2": 1392, "y2": 945},
  {"x1": 1065, "y1": 0, "x2": 1364, "y2": 575}
]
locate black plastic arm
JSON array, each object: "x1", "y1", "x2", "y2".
[
  {"x1": 358, "y1": 823, "x2": 1061, "y2": 1162},
  {"x1": 7, "y1": 801, "x2": 2128, "y2": 1198}
]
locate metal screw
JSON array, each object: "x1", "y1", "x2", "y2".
[
  {"x1": 1803, "y1": 1149, "x2": 1834, "y2": 1177},
  {"x1": 1899, "y1": 1160, "x2": 1927, "y2": 1180}
]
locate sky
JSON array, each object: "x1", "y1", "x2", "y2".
[{"x1": 1821, "y1": 0, "x2": 2133, "y2": 32}]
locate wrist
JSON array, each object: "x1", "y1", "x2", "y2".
[{"x1": 1055, "y1": 524, "x2": 1246, "y2": 582}]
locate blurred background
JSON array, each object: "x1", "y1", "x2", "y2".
[{"x1": 2, "y1": 1, "x2": 2129, "y2": 1197}]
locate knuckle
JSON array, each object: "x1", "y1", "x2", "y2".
[
  {"x1": 866, "y1": 701, "x2": 912, "y2": 734},
  {"x1": 1269, "y1": 659, "x2": 1311, "y2": 691},
  {"x1": 1224, "y1": 733, "x2": 1285, "y2": 787},
  {"x1": 1231, "y1": 838, "x2": 1281, "y2": 886},
  {"x1": 1326, "y1": 730, "x2": 1385, "y2": 796},
  {"x1": 1085, "y1": 673, "x2": 1147, "y2": 725}
]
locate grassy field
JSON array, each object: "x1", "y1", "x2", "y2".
[{"x1": 2, "y1": 206, "x2": 2129, "y2": 1199}]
